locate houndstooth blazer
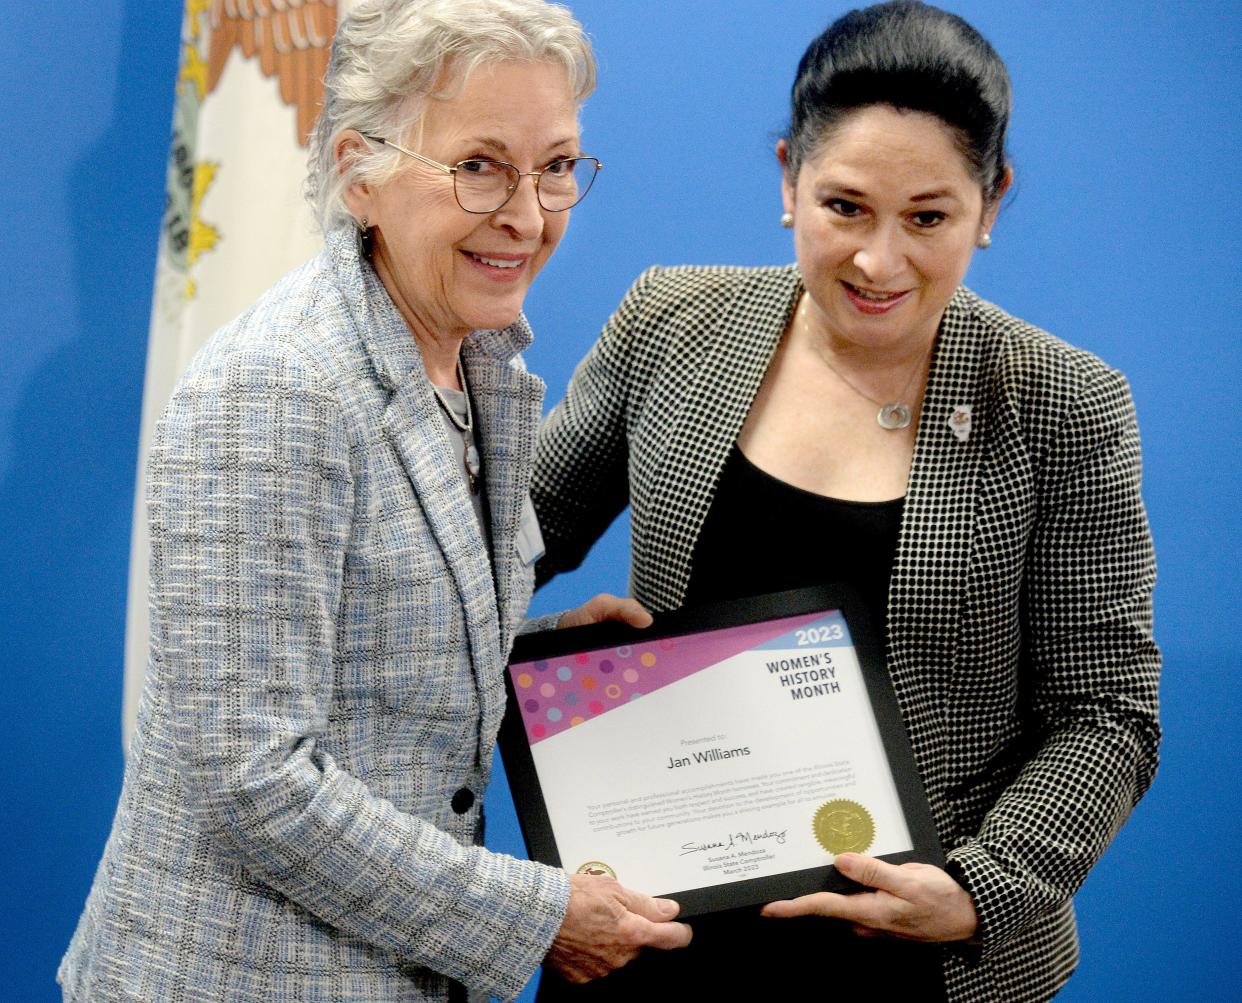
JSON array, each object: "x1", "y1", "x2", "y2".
[
  {"x1": 59, "y1": 228, "x2": 569, "y2": 1003},
  {"x1": 530, "y1": 264, "x2": 1161, "y2": 1003}
]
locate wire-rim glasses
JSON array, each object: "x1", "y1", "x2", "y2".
[{"x1": 362, "y1": 135, "x2": 601, "y2": 214}]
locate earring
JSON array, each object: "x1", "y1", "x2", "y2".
[
  {"x1": 780, "y1": 212, "x2": 794, "y2": 229},
  {"x1": 977, "y1": 232, "x2": 992, "y2": 249},
  {"x1": 357, "y1": 216, "x2": 373, "y2": 257},
  {"x1": 360, "y1": 216, "x2": 369, "y2": 229}
]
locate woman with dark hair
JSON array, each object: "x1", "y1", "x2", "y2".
[{"x1": 531, "y1": 2, "x2": 1160, "y2": 1000}]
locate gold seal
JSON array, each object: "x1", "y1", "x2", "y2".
[
  {"x1": 812, "y1": 799, "x2": 875, "y2": 854},
  {"x1": 576, "y1": 861, "x2": 617, "y2": 878}
]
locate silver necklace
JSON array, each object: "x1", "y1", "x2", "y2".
[
  {"x1": 429, "y1": 358, "x2": 482, "y2": 494},
  {"x1": 801, "y1": 307, "x2": 932, "y2": 430}
]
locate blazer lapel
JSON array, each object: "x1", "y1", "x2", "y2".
[
  {"x1": 381, "y1": 379, "x2": 502, "y2": 699},
  {"x1": 641, "y1": 266, "x2": 803, "y2": 609},
  {"x1": 463, "y1": 324, "x2": 545, "y2": 752},
  {"x1": 332, "y1": 232, "x2": 505, "y2": 763},
  {"x1": 887, "y1": 287, "x2": 995, "y2": 808}
]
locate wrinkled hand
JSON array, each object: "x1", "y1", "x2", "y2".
[
  {"x1": 558, "y1": 594, "x2": 653, "y2": 631},
  {"x1": 547, "y1": 874, "x2": 692, "y2": 983},
  {"x1": 761, "y1": 853, "x2": 978, "y2": 942}
]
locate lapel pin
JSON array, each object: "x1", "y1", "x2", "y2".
[{"x1": 947, "y1": 404, "x2": 973, "y2": 442}]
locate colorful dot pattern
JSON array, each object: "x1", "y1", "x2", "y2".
[{"x1": 511, "y1": 610, "x2": 840, "y2": 744}]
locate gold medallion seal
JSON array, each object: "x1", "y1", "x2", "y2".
[
  {"x1": 812, "y1": 799, "x2": 875, "y2": 854},
  {"x1": 576, "y1": 861, "x2": 617, "y2": 878}
]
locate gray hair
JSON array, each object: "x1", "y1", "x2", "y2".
[{"x1": 307, "y1": 0, "x2": 596, "y2": 233}]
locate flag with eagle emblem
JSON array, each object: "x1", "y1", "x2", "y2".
[{"x1": 123, "y1": 0, "x2": 350, "y2": 744}]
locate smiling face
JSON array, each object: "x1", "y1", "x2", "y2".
[
  {"x1": 347, "y1": 60, "x2": 580, "y2": 344},
  {"x1": 781, "y1": 104, "x2": 1005, "y2": 354}
]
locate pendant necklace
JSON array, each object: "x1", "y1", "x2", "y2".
[
  {"x1": 802, "y1": 306, "x2": 933, "y2": 431},
  {"x1": 430, "y1": 358, "x2": 482, "y2": 494}
]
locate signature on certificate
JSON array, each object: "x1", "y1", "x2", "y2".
[{"x1": 679, "y1": 827, "x2": 788, "y2": 856}]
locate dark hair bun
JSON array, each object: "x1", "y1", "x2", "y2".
[{"x1": 787, "y1": 1, "x2": 1010, "y2": 201}]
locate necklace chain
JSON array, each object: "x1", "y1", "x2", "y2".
[
  {"x1": 429, "y1": 358, "x2": 482, "y2": 493},
  {"x1": 799, "y1": 300, "x2": 933, "y2": 430}
]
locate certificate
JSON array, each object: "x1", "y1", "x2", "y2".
[{"x1": 499, "y1": 585, "x2": 942, "y2": 917}]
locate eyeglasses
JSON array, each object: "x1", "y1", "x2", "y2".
[{"x1": 363, "y1": 135, "x2": 601, "y2": 214}]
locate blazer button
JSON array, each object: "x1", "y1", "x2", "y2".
[{"x1": 450, "y1": 787, "x2": 475, "y2": 814}]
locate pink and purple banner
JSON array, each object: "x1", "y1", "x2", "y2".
[{"x1": 510, "y1": 609, "x2": 851, "y2": 743}]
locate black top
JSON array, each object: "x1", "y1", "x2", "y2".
[
  {"x1": 538, "y1": 446, "x2": 945, "y2": 1001},
  {"x1": 685, "y1": 445, "x2": 903, "y2": 625}
]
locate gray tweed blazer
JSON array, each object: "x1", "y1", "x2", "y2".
[
  {"x1": 531, "y1": 264, "x2": 1161, "y2": 1003},
  {"x1": 59, "y1": 229, "x2": 569, "y2": 1002}
]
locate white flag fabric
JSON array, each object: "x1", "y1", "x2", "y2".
[{"x1": 123, "y1": 0, "x2": 355, "y2": 745}]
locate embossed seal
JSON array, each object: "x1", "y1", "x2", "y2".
[
  {"x1": 812, "y1": 799, "x2": 875, "y2": 854},
  {"x1": 576, "y1": 861, "x2": 617, "y2": 878}
]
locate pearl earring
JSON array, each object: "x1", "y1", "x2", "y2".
[
  {"x1": 977, "y1": 232, "x2": 992, "y2": 249},
  {"x1": 780, "y1": 212, "x2": 794, "y2": 229}
]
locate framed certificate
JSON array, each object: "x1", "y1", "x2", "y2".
[{"x1": 499, "y1": 585, "x2": 942, "y2": 917}]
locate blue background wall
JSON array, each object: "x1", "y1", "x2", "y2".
[{"x1": 2, "y1": 2, "x2": 1238, "y2": 1000}]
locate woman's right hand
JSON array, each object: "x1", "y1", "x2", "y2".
[{"x1": 546, "y1": 873, "x2": 692, "y2": 983}]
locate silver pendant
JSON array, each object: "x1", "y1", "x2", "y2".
[
  {"x1": 465, "y1": 442, "x2": 481, "y2": 494},
  {"x1": 877, "y1": 402, "x2": 912, "y2": 430}
]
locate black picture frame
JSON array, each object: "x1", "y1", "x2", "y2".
[{"x1": 499, "y1": 584, "x2": 943, "y2": 917}]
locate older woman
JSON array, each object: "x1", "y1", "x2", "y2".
[
  {"x1": 531, "y1": 2, "x2": 1160, "y2": 1001},
  {"x1": 57, "y1": 2, "x2": 689, "y2": 1001}
]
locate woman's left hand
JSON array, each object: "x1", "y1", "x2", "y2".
[
  {"x1": 558, "y1": 594, "x2": 654, "y2": 630},
  {"x1": 761, "y1": 853, "x2": 979, "y2": 942}
]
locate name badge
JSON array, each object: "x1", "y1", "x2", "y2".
[{"x1": 516, "y1": 495, "x2": 545, "y2": 566}]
